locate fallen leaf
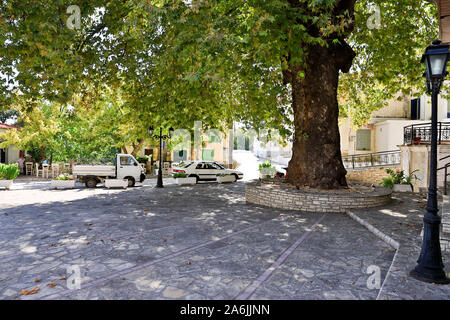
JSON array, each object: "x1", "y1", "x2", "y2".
[
  {"x1": 19, "y1": 286, "x2": 40, "y2": 296},
  {"x1": 385, "y1": 249, "x2": 390, "y2": 254},
  {"x1": 162, "y1": 238, "x2": 167, "y2": 242},
  {"x1": 121, "y1": 277, "x2": 125, "y2": 280},
  {"x1": 88, "y1": 228, "x2": 92, "y2": 231},
  {"x1": 87, "y1": 223, "x2": 92, "y2": 226},
  {"x1": 186, "y1": 261, "x2": 191, "y2": 265},
  {"x1": 392, "y1": 228, "x2": 399, "y2": 231},
  {"x1": 59, "y1": 277, "x2": 66, "y2": 281},
  {"x1": 50, "y1": 243, "x2": 56, "y2": 247},
  {"x1": 47, "y1": 283, "x2": 57, "y2": 288},
  {"x1": 34, "y1": 278, "x2": 40, "y2": 283},
  {"x1": 4, "y1": 212, "x2": 8, "y2": 216},
  {"x1": 110, "y1": 238, "x2": 114, "y2": 242}
]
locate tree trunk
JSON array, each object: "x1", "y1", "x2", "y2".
[{"x1": 287, "y1": 42, "x2": 355, "y2": 189}]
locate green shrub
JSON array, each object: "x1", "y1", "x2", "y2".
[
  {"x1": 0, "y1": 164, "x2": 20, "y2": 180},
  {"x1": 258, "y1": 161, "x2": 272, "y2": 170},
  {"x1": 0, "y1": 164, "x2": 6, "y2": 180},
  {"x1": 173, "y1": 172, "x2": 187, "y2": 179},
  {"x1": 380, "y1": 169, "x2": 420, "y2": 189},
  {"x1": 54, "y1": 174, "x2": 74, "y2": 181},
  {"x1": 380, "y1": 177, "x2": 394, "y2": 189}
]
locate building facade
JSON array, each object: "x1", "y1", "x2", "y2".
[{"x1": 0, "y1": 123, "x2": 22, "y2": 164}]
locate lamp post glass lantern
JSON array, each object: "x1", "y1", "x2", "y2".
[
  {"x1": 410, "y1": 40, "x2": 450, "y2": 284},
  {"x1": 148, "y1": 126, "x2": 174, "y2": 188}
]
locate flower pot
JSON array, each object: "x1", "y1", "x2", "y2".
[
  {"x1": 105, "y1": 179, "x2": 128, "y2": 189},
  {"x1": 217, "y1": 175, "x2": 236, "y2": 184},
  {"x1": 393, "y1": 184, "x2": 413, "y2": 192},
  {"x1": 51, "y1": 179, "x2": 76, "y2": 189},
  {"x1": 0, "y1": 180, "x2": 13, "y2": 190},
  {"x1": 176, "y1": 177, "x2": 197, "y2": 185}
]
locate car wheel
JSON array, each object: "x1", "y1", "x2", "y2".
[
  {"x1": 126, "y1": 177, "x2": 135, "y2": 187},
  {"x1": 232, "y1": 174, "x2": 238, "y2": 182},
  {"x1": 85, "y1": 178, "x2": 97, "y2": 188}
]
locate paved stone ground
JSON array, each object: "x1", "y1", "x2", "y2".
[
  {"x1": 347, "y1": 192, "x2": 450, "y2": 300},
  {"x1": 0, "y1": 179, "x2": 394, "y2": 300}
]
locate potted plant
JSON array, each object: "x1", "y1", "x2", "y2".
[
  {"x1": 258, "y1": 161, "x2": 277, "y2": 179},
  {"x1": 51, "y1": 173, "x2": 76, "y2": 189},
  {"x1": 216, "y1": 173, "x2": 236, "y2": 184},
  {"x1": 380, "y1": 168, "x2": 420, "y2": 192},
  {"x1": 413, "y1": 137, "x2": 421, "y2": 145},
  {"x1": 0, "y1": 164, "x2": 20, "y2": 190},
  {"x1": 173, "y1": 172, "x2": 196, "y2": 185}
]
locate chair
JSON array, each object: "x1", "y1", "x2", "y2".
[
  {"x1": 35, "y1": 163, "x2": 43, "y2": 178},
  {"x1": 64, "y1": 163, "x2": 71, "y2": 174},
  {"x1": 51, "y1": 163, "x2": 60, "y2": 178},
  {"x1": 42, "y1": 163, "x2": 50, "y2": 179},
  {"x1": 25, "y1": 162, "x2": 33, "y2": 176}
]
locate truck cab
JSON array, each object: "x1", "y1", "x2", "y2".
[{"x1": 115, "y1": 154, "x2": 146, "y2": 184}]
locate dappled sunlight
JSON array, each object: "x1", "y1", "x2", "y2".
[
  {"x1": 378, "y1": 209, "x2": 407, "y2": 218},
  {"x1": 20, "y1": 245, "x2": 37, "y2": 254}
]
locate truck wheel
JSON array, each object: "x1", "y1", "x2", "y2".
[
  {"x1": 126, "y1": 177, "x2": 135, "y2": 187},
  {"x1": 85, "y1": 178, "x2": 98, "y2": 188}
]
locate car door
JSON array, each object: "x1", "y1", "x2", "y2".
[
  {"x1": 209, "y1": 162, "x2": 224, "y2": 177},
  {"x1": 117, "y1": 155, "x2": 139, "y2": 180},
  {"x1": 195, "y1": 162, "x2": 209, "y2": 180}
]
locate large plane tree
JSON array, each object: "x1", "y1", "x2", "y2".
[{"x1": 0, "y1": 0, "x2": 438, "y2": 188}]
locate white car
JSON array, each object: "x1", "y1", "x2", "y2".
[{"x1": 172, "y1": 161, "x2": 243, "y2": 183}]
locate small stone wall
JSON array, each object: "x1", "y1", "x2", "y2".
[
  {"x1": 245, "y1": 181, "x2": 392, "y2": 213},
  {"x1": 346, "y1": 166, "x2": 401, "y2": 185}
]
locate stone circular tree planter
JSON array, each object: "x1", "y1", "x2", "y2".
[
  {"x1": 246, "y1": 180, "x2": 392, "y2": 213},
  {"x1": 51, "y1": 179, "x2": 76, "y2": 189},
  {"x1": 0, "y1": 180, "x2": 14, "y2": 190}
]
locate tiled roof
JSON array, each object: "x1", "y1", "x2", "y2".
[{"x1": 0, "y1": 123, "x2": 19, "y2": 130}]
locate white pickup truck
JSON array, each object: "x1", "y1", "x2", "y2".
[{"x1": 73, "y1": 154, "x2": 146, "y2": 188}]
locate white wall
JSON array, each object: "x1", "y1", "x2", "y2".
[
  {"x1": 7, "y1": 146, "x2": 20, "y2": 164},
  {"x1": 374, "y1": 120, "x2": 430, "y2": 152}
]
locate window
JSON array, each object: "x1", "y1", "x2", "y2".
[
  {"x1": 411, "y1": 98, "x2": 420, "y2": 120},
  {"x1": 196, "y1": 163, "x2": 207, "y2": 169},
  {"x1": 209, "y1": 133, "x2": 221, "y2": 143},
  {"x1": 173, "y1": 150, "x2": 187, "y2": 162},
  {"x1": 120, "y1": 156, "x2": 133, "y2": 166},
  {"x1": 356, "y1": 129, "x2": 371, "y2": 151}
]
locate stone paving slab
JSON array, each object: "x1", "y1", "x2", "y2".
[
  {"x1": 347, "y1": 192, "x2": 450, "y2": 299},
  {"x1": 0, "y1": 181, "x2": 407, "y2": 299}
]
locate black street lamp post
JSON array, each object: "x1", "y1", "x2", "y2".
[
  {"x1": 148, "y1": 126, "x2": 174, "y2": 188},
  {"x1": 410, "y1": 40, "x2": 450, "y2": 284}
]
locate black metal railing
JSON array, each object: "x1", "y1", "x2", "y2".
[
  {"x1": 342, "y1": 150, "x2": 401, "y2": 170},
  {"x1": 404, "y1": 122, "x2": 450, "y2": 145},
  {"x1": 437, "y1": 155, "x2": 450, "y2": 195}
]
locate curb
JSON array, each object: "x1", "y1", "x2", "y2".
[{"x1": 345, "y1": 209, "x2": 400, "y2": 300}]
